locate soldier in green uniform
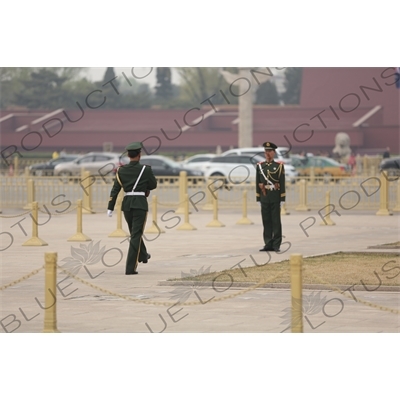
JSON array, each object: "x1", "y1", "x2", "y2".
[
  {"x1": 107, "y1": 142, "x2": 157, "y2": 275},
  {"x1": 256, "y1": 142, "x2": 286, "y2": 253}
]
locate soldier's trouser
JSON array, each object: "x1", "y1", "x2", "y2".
[
  {"x1": 123, "y1": 209, "x2": 148, "y2": 274},
  {"x1": 261, "y1": 202, "x2": 282, "y2": 249}
]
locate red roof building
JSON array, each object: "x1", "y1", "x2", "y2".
[{"x1": 1, "y1": 67, "x2": 399, "y2": 158}]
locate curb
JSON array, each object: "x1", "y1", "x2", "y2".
[{"x1": 158, "y1": 280, "x2": 400, "y2": 292}]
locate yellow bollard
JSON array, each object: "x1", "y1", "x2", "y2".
[
  {"x1": 206, "y1": 192, "x2": 225, "y2": 227},
  {"x1": 281, "y1": 201, "x2": 290, "y2": 216},
  {"x1": 177, "y1": 194, "x2": 197, "y2": 230},
  {"x1": 393, "y1": 180, "x2": 400, "y2": 212},
  {"x1": 309, "y1": 167, "x2": 315, "y2": 184},
  {"x1": 320, "y1": 191, "x2": 335, "y2": 225},
  {"x1": 175, "y1": 171, "x2": 188, "y2": 214},
  {"x1": 68, "y1": 199, "x2": 92, "y2": 241},
  {"x1": 14, "y1": 155, "x2": 19, "y2": 176},
  {"x1": 236, "y1": 190, "x2": 253, "y2": 225},
  {"x1": 109, "y1": 192, "x2": 129, "y2": 237},
  {"x1": 376, "y1": 171, "x2": 393, "y2": 216},
  {"x1": 43, "y1": 252, "x2": 60, "y2": 333},
  {"x1": 202, "y1": 178, "x2": 214, "y2": 210},
  {"x1": 295, "y1": 179, "x2": 310, "y2": 211},
  {"x1": 81, "y1": 170, "x2": 95, "y2": 214},
  {"x1": 290, "y1": 254, "x2": 303, "y2": 333},
  {"x1": 23, "y1": 178, "x2": 35, "y2": 210},
  {"x1": 145, "y1": 195, "x2": 165, "y2": 234},
  {"x1": 22, "y1": 201, "x2": 48, "y2": 246}
]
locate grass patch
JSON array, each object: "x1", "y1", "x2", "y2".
[
  {"x1": 368, "y1": 241, "x2": 400, "y2": 249},
  {"x1": 170, "y1": 252, "x2": 400, "y2": 287}
]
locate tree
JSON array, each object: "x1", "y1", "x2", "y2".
[
  {"x1": 255, "y1": 81, "x2": 280, "y2": 104},
  {"x1": 155, "y1": 67, "x2": 173, "y2": 102},
  {"x1": 176, "y1": 67, "x2": 237, "y2": 107},
  {"x1": 281, "y1": 67, "x2": 303, "y2": 105},
  {"x1": 0, "y1": 68, "x2": 36, "y2": 108},
  {"x1": 14, "y1": 68, "x2": 69, "y2": 109},
  {"x1": 1, "y1": 67, "x2": 89, "y2": 109}
]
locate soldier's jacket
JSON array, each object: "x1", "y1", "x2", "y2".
[
  {"x1": 108, "y1": 161, "x2": 157, "y2": 212},
  {"x1": 256, "y1": 160, "x2": 285, "y2": 203}
]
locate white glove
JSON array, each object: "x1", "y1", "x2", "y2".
[
  {"x1": 280, "y1": 202, "x2": 285, "y2": 208},
  {"x1": 107, "y1": 210, "x2": 113, "y2": 217}
]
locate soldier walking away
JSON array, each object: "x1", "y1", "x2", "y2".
[
  {"x1": 256, "y1": 142, "x2": 286, "y2": 253},
  {"x1": 107, "y1": 142, "x2": 157, "y2": 275}
]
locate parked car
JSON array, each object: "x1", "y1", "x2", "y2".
[
  {"x1": 291, "y1": 155, "x2": 351, "y2": 180},
  {"x1": 53, "y1": 152, "x2": 126, "y2": 178},
  {"x1": 179, "y1": 154, "x2": 216, "y2": 171},
  {"x1": 379, "y1": 157, "x2": 400, "y2": 179},
  {"x1": 140, "y1": 155, "x2": 204, "y2": 183},
  {"x1": 201, "y1": 154, "x2": 263, "y2": 184},
  {"x1": 201, "y1": 154, "x2": 298, "y2": 184},
  {"x1": 29, "y1": 155, "x2": 79, "y2": 176},
  {"x1": 221, "y1": 146, "x2": 291, "y2": 164}
]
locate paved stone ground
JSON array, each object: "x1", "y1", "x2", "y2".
[{"x1": 1, "y1": 206, "x2": 399, "y2": 333}]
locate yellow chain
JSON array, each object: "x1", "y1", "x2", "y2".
[
  {"x1": 303, "y1": 267, "x2": 400, "y2": 315},
  {"x1": 0, "y1": 266, "x2": 45, "y2": 291},
  {"x1": 0, "y1": 210, "x2": 32, "y2": 218},
  {"x1": 38, "y1": 205, "x2": 78, "y2": 215},
  {"x1": 57, "y1": 265, "x2": 288, "y2": 307}
]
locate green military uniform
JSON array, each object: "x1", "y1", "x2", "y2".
[
  {"x1": 256, "y1": 142, "x2": 286, "y2": 252},
  {"x1": 108, "y1": 142, "x2": 157, "y2": 274}
]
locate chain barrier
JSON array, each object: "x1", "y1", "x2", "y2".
[
  {"x1": 303, "y1": 266, "x2": 400, "y2": 315},
  {"x1": 57, "y1": 265, "x2": 288, "y2": 307},
  {"x1": 0, "y1": 210, "x2": 32, "y2": 219},
  {"x1": 0, "y1": 266, "x2": 45, "y2": 291},
  {"x1": 155, "y1": 198, "x2": 186, "y2": 207},
  {"x1": 2, "y1": 262, "x2": 398, "y2": 316},
  {"x1": 38, "y1": 205, "x2": 78, "y2": 215},
  {"x1": 81, "y1": 206, "x2": 105, "y2": 214}
]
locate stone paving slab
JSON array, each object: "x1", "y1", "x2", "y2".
[{"x1": 1, "y1": 207, "x2": 399, "y2": 333}]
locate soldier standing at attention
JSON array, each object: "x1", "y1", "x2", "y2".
[
  {"x1": 107, "y1": 142, "x2": 157, "y2": 275},
  {"x1": 256, "y1": 142, "x2": 286, "y2": 253}
]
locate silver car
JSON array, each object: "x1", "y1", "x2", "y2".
[{"x1": 53, "y1": 152, "x2": 125, "y2": 178}]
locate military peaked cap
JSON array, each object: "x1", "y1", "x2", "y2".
[
  {"x1": 263, "y1": 142, "x2": 278, "y2": 150},
  {"x1": 125, "y1": 142, "x2": 142, "y2": 151}
]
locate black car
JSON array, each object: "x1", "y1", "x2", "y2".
[
  {"x1": 140, "y1": 155, "x2": 204, "y2": 183},
  {"x1": 379, "y1": 157, "x2": 400, "y2": 179},
  {"x1": 29, "y1": 155, "x2": 79, "y2": 176}
]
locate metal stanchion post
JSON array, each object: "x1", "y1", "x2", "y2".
[
  {"x1": 22, "y1": 201, "x2": 48, "y2": 246},
  {"x1": 320, "y1": 191, "x2": 335, "y2": 225},
  {"x1": 376, "y1": 171, "x2": 392, "y2": 216},
  {"x1": 145, "y1": 195, "x2": 165, "y2": 234},
  {"x1": 109, "y1": 191, "x2": 129, "y2": 237},
  {"x1": 43, "y1": 252, "x2": 60, "y2": 333},
  {"x1": 177, "y1": 194, "x2": 197, "y2": 230},
  {"x1": 68, "y1": 199, "x2": 92, "y2": 241},
  {"x1": 236, "y1": 190, "x2": 253, "y2": 225},
  {"x1": 290, "y1": 254, "x2": 303, "y2": 333}
]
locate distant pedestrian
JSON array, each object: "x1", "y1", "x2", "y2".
[
  {"x1": 348, "y1": 152, "x2": 356, "y2": 174},
  {"x1": 383, "y1": 147, "x2": 390, "y2": 158},
  {"x1": 52, "y1": 150, "x2": 59, "y2": 159}
]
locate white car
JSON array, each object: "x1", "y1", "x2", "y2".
[
  {"x1": 201, "y1": 154, "x2": 264, "y2": 184},
  {"x1": 53, "y1": 152, "x2": 125, "y2": 177},
  {"x1": 221, "y1": 146, "x2": 291, "y2": 164},
  {"x1": 201, "y1": 154, "x2": 298, "y2": 184},
  {"x1": 179, "y1": 153, "x2": 216, "y2": 171}
]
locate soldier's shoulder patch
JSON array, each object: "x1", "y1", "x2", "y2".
[
  {"x1": 257, "y1": 161, "x2": 264, "y2": 165},
  {"x1": 275, "y1": 160, "x2": 283, "y2": 164}
]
